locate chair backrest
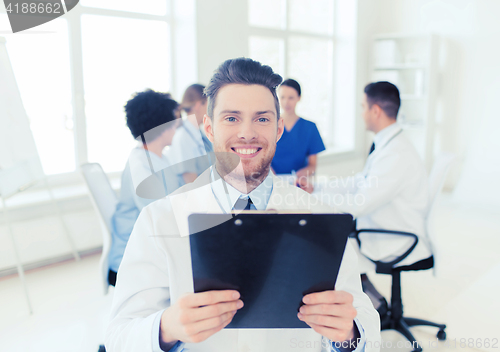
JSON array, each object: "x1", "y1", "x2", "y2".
[
  {"x1": 81, "y1": 163, "x2": 119, "y2": 294},
  {"x1": 426, "y1": 152, "x2": 456, "y2": 274},
  {"x1": 427, "y1": 152, "x2": 457, "y2": 220},
  {"x1": 81, "y1": 163, "x2": 118, "y2": 232}
]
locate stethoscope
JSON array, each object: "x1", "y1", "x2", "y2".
[
  {"x1": 371, "y1": 128, "x2": 403, "y2": 155},
  {"x1": 181, "y1": 120, "x2": 207, "y2": 156}
]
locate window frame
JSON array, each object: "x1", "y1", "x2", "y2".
[
  {"x1": 68, "y1": 2, "x2": 176, "y2": 174},
  {"x1": 248, "y1": 0, "x2": 336, "y2": 148},
  {"x1": 248, "y1": 0, "x2": 360, "y2": 161},
  {"x1": 0, "y1": 1, "x2": 176, "y2": 181}
]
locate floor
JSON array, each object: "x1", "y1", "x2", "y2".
[
  {"x1": 0, "y1": 254, "x2": 112, "y2": 352},
  {"x1": 0, "y1": 195, "x2": 499, "y2": 352}
]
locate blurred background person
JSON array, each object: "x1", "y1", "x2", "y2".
[
  {"x1": 322, "y1": 82, "x2": 430, "y2": 316},
  {"x1": 167, "y1": 84, "x2": 213, "y2": 184},
  {"x1": 108, "y1": 89, "x2": 182, "y2": 286},
  {"x1": 272, "y1": 79, "x2": 325, "y2": 193},
  {"x1": 330, "y1": 81, "x2": 430, "y2": 271}
]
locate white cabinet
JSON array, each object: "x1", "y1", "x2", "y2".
[{"x1": 370, "y1": 33, "x2": 439, "y2": 169}]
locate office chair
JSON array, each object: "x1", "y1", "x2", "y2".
[
  {"x1": 352, "y1": 152, "x2": 456, "y2": 352},
  {"x1": 81, "y1": 163, "x2": 118, "y2": 295}
]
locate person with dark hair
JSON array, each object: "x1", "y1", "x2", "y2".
[
  {"x1": 166, "y1": 84, "x2": 213, "y2": 184},
  {"x1": 325, "y1": 81, "x2": 430, "y2": 273},
  {"x1": 272, "y1": 78, "x2": 325, "y2": 193},
  {"x1": 106, "y1": 58, "x2": 380, "y2": 352},
  {"x1": 107, "y1": 89, "x2": 183, "y2": 286},
  {"x1": 181, "y1": 84, "x2": 207, "y2": 117},
  {"x1": 363, "y1": 81, "x2": 401, "y2": 120}
]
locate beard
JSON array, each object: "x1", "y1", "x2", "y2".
[{"x1": 213, "y1": 138, "x2": 275, "y2": 191}]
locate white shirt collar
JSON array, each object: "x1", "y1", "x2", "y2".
[
  {"x1": 373, "y1": 122, "x2": 402, "y2": 150},
  {"x1": 210, "y1": 166, "x2": 273, "y2": 212}
]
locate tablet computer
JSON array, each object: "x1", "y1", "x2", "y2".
[{"x1": 188, "y1": 212, "x2": 353, "y2": 329}]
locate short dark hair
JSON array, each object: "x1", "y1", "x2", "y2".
[
  {"x1": 364, "y1": 81, "x2": 401, "y2": 119},
  {"x1": 125, "y1": 89, "x2": 179, "y2": 141},
  {"x1": 181, "y1": 83, "x2": 206, "y2": 113},
  {"x1": 281, "y1": 78, "x2": 301, "y2": 96},
  {"x1": 204, "y1": 57, "x2": 283, "y2": 119}
]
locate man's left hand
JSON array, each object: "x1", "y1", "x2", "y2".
[
  {"x1": 296, "y1": 174, "x2": 314, "y2": 194},
  {"x1": 298, "y1": 290, "x2": 358, "y2": 343}
]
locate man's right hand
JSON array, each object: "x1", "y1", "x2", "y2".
[{"x1": 160, "y1": 290, "x2": 243, "y2": 345}]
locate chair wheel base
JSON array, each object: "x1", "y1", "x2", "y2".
[
  {"x1": 437, "y1": 329, "x2": 446, "y2": 341},
  {"x1": 382, "y1": 315, "x2": 447, "y2": 352}
]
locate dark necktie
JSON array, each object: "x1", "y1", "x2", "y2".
[
  {"x1": 233, "y1": 197, "x2": 253, "y2": 211},
  {"x1": 368, "y1": 142, "x2": 375, "y2": 156}
]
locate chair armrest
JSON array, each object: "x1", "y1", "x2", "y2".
[{"x1": 352, "y1": 228, "x2": 419, "y2": 274}]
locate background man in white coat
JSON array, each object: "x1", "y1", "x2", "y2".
[
  {"x1": 323, "y1": 82, "x2": 430, "y2": 314},
  {"x1": 328, "y1": 82, "x2": 430, "y2": 272},
  {"x1": 105, "y1": 58, "x2": 380, "y2": 352}
]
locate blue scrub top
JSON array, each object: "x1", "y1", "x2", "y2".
[{"x1": 271, "y1": 117, "x2": 326, "y2": 174}]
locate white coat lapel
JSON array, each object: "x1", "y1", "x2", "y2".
[{"x1": 169, "y1": 169, "x2": 222, "y2": 237}]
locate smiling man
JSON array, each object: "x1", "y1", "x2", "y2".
[
  {"x1": 105, "y1": 58, "x2": 380, "y2": 352},
  {"x1": 206, "y1": 79, "x2": 281, "y2": 194}
]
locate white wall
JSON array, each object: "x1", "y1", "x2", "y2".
[
  {"x1": 172, "y1": 0, "x2": 198, "y2": 97},
  {"x1": 195, "y1": 0, "x2": 249, "y2": 84},
  {"x1": 357, "y1": 0, "x2": 500, "y2": 196},
  {"x1": 356, "y1": 0, "x2": 383, "y2": 155}
]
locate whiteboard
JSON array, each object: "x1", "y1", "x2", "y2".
[{"x1": 0, "y1": 37, "x2": 44, "y2": 198}]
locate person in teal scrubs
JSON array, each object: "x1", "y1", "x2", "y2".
[{"x1": 272, "y1": 79, "x2": 325, "y2": 192}]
